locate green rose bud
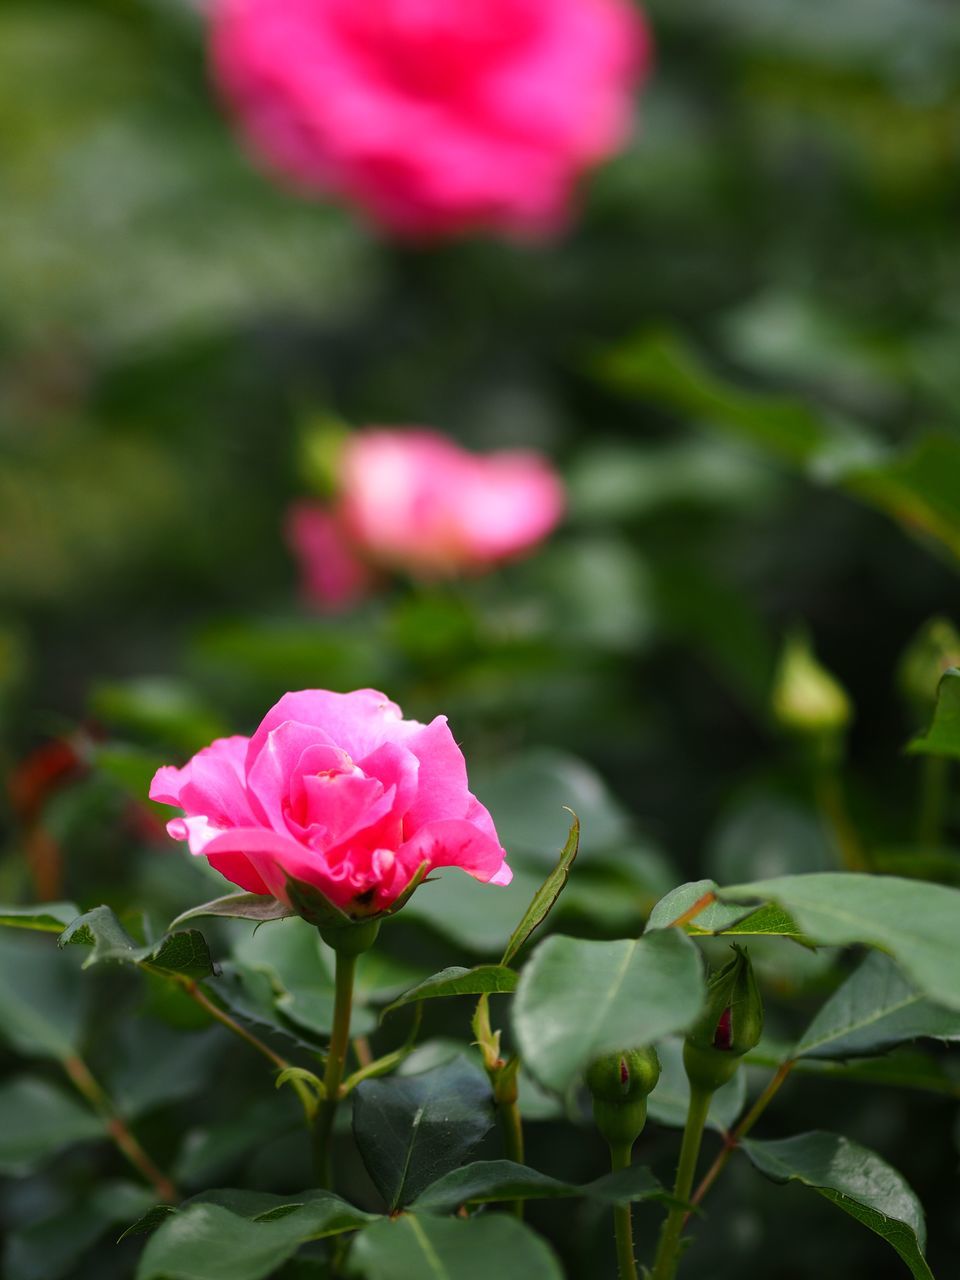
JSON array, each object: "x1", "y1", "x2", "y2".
[
  {"x1": 771, "y1": 631, "x2": 851, "y2": 756},
  {"x1": 898, "y1": 618, "x2": 960, "y2": 722},
  {"x1": 684, "y1": 945, "x2": 763, "y2": 1094},
  {"x1": 586, "y1": 1047, "x2": 661, "y2": 1149}
]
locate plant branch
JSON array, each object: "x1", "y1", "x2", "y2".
[
  {"x1": 610, "y1": 1140, "x2": 638, "y2": 1280},
  {"x1": 314, "y1": 949, "x2": 357, "y2": 1189},
  {"x1": 651, "y1": 1084, "x2": 712, "y2": 1280}
]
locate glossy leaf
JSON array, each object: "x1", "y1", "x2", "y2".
[
  {"x1": 647, "y1": 880, "x2": 802, "y2": 937},
  {"x1": 410, "y1": 1159, "x2": 669, "y2": 1215},
  {"x1": 907, "y1": 668, "x2": 960, "y2": 760},
  {"x1": 0, "y1": 902, "x2": 80, "y2": 933},
  {"x1": 0, "y1": 1076, "x2": 104, "y2": 1175},
  {"x1": 718, "y1": 874, "x2": 960, "y2": 1012},
  {"x1": 647, "y1": 1039, "x2": 746, "y2": 1133},
  {"x1": 796, "y1": 951, "x2": 960, "y2": 1060},
  {"x1": 136, "y1": 1195, "x2": 374, "y2": 1280},
  {"x1": 347, "y1": 1213, "x2": 563, "y2": 1280},
  {"x1": 0, "y1": 932, "x2": 86, "y2": 1060},
  {"x1": 382, "y1": 966, "x2": 518, "y2": 1019},
  {"x1": 352, "y1": 1057, "x2": 494, "y2": 1211},
  {"x1": 501, "y1": 815, "x2": 579, "y2": 965},
  {"x1": 742, "y1": 1132, "x2": 934, "y2": 1280},
  {"x1": 513, "y1": 930, "x2": 704, "y2": 1093},
  {"x1": 7, "y1": 1181, "x2": 155, "y2": 1280},
  {"x1": 59, "y1": 905, "x2": 213, "y2": 980},
  {"x1": 169, "y1": 894, "x2": 294, "y2": 930}
]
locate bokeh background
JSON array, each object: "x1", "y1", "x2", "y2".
[{"x1": 2, "y1": 1, "x2": 960, "y2": 1276}]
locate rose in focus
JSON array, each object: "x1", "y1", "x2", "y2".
[
  {"x1": 211, "y1": 0, "x2": 649, "y2": 239},
  {"x1": 288, "y1": 427, "x2": 565, "y2": 609},
  {"x1": 150, "y1": 688, "x2": 511, "y2": 916}
]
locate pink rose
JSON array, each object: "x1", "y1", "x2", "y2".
[
  {"x1": 211, "y1": 0, "x2": 649, "y2": 239},
  {"x1": 149, "y1": 688, "x2": 511, "y2": 916},
  {"x1": 285, "y1": 502, "x2": 374, "y2": 612}
]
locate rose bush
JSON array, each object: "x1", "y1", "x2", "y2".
[
  {"x1": 149, "y1": 687, "x2": 512, "y2": 915},
  {"x1": 211, "y1": 0, "x2": 648, "y2": 238}
]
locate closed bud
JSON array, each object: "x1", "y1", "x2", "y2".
[
  {"x1": 586, "y1": 1046, "x2": 661, "y2": 1149},
  {"x1": 771, "y1": 631, "x2": 851, "y2": 749},
  {"x1": 684, "y1": 945, "x2": 763, "y2": 1094},
  {"x1": 898, "y1": 618, "x2": 960, "y2": 721}
]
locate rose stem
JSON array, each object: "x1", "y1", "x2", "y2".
[
  {"x1": 498, "y1": 1093, "x2": 525, "y2": 1218},
  {"x1": 177, "y1": 978, "x2": 289, "y2": 1071},
  {"x1": 63, "y1": 1054, "x2": 179, "y2": 1203},
  {"x1": 651, "y1": 1084, "x2": 712, "y2": 1280},
  {"x1": 610, "y1": 1140, "x2": 638, "y2": 1280},
  {"x1": 315, "y1": 949, "x2": 358, "y2": 1189}
]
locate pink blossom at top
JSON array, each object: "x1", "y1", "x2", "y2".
[
  {"x1": 211, "y1": 0, "x2": 649, "y2": 239},
  {"x1": 341, "y1": 427, "x2": 565, "y2": 577},
  {"x1": 150, "y1": 688, "x2": 511, "y2": 916}
]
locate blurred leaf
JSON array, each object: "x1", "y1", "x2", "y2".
[
  {"x1": 175, "y1": 1095, "x2": 302, "y2": 1187},
  {"x1": 706, "y1": 791, "x2": 835, "y2": 883},
  {"x1": 795, "y1": 951, "x2": 960, "y2": 1061},
  {"x1": 648, "y1": 1039, "x2": 746, "y2": 1133},
  {"x1": 382, "y1": 966, "x2": 518, "y2": 1019},
  {"x1": 0, "y1": 902, "x2": 80, "y2": 932},
  {"x1": 352, "y1": 1057, "x2": 494, "y2": 1211},
  {"x1": 5, "y1": 1181, "x2": 156, "y2": 1280},
  {"x1": 742, "y1": 1132, "x2": 934, "y2": 1280},
  {"x1": 718, "y1": 874, "x2": 960, "y2": 1011},
  {"x1": 402, "y1": 864, "x2": 542, "y2": 955},
  {"x1": 646, "y1": 880, "x2": 803, "y2": 938},
  {"x1": 59, "y1": 905, "x2": 213, "y2": 980},
  {"x1": 501, "y1": 815, "x2": 579, "y2": 965},
  {"x1": 907, "y1": 668, "x2": 960, "y2": 760},
  {"x1": 0, "y1": 1077, "x2": 103, "y2": 1175},
  {"x1": 102, "y1": 1025, "x2": 223, "y2": 1119},
  {"x1": 347, "y1": 1214, "x2": 563, "y2": 1280},
  {"x1": 90, "y1": 677, "x2": 227, "y2": 755},
  {"x1": 513, "y1": 930, "x2": 704, "y2": 1093},
  {"x1": 0, "y1": 932, "x2": 86, "y2": 1060}
]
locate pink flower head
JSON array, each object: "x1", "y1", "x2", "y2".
[
  {"x1": 211, "y1": 0, "x2": 650, "y2": 239},
  {"x1": 150, "y1": 688, "x2": 511, "y2": 917},
  {"x1": 285, "y1": 502, "x2": 374, "y2": 612},
  {"x1": 339, "y1": 428, "x2": 565, "y2": 576}
]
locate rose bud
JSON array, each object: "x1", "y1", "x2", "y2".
[
  {"x1": 211, "y1": 0, "x2": 650, "y2": 242},
  {"x1": 586, "y1": 1046, "x2": 660, "y2": 1149},
  {"x1": 150, "y1": 688, "x2": 512, "y2": 932},
  {"x1": 898, "y1": 617, "x2": 960, "y2": 722},
  {"x1": 771, "y1": 631, "x2": 851, "y2": 761},
  {"x1": 683, "y1": 945, "x2": 763, "y2": 1094}
]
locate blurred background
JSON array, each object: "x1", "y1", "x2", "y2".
[{"x1": 2, "y1": 0, "x2": 960, "y2": 1276}]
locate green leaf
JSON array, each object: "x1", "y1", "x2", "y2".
[
  {"x1": 0, "y1": 932, "x2": 86, "y2": 1060},
  {"x1": 0, "y1": 1076, "x2": 104, "y2": 1175},
  {"x1": 352, "y1": 1057, "x2": 494, "y2": 1211},
  {"x1": 402, "y1": 864, "x2": 543, "y2": 954},
  {"x1": 647, "y1": 880, "x2": 803, "y2": 937},
  {"x1": 717, "y1": 874, "x2": 960, "y2": 1012},
  {"x1": 501, "y1": 815, "x2": 579, "y2": 966},
  {"x1": 907, "y1": 668, "x2": 960, "y2": 760},
  {"x1": 136, "y1": 1195, "x2": 374, "y2": 1280},
  {"x1": 512, "y1": 930, "x2": 704, "y2": 1093},
  {"x1": 59, "y1": 905, "x2": 213, "y2": 980},
  {"x1": 382, "y1": 966, "x2": 518, "y2": 1018},
  {"x1": 174, "y1": 1095, "x2": 302, "y2": 1187},
  {"x1": 796, "y1": 951, "x2": 960, "y2": 1060},
  {"x1": 742, "y1": 1132, "x2": 934, "y2": 1280},
  {"x1": 409, "y1": 1159, "x2": 669, "y2": 1216},
  {"x1": 7, "y1": 1181, "x2": 156, "y2": 1280},
  {"x1": 347, "y1": 1214, "x2": 563, "y2": 1280},
  {"x1": 0, "y1": 902, "x2": 80, "y2": 933},
  {"x1": 169, "y1": 894, "x2": 295, "y2": 929},
  {"x1": 647, "y1": 1039, "x2": 746, "y2": 1133}
]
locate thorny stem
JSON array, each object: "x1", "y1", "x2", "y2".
[
  {"x1": 63, "y1": 1055, "x2": 179, "y2": 1203},
  {"x1": 177, "y1": 977, "x2": 289, "y2": 1071},
  {"x1": 685, "y1": 1060, "x2": 796, "y2": 1226},
  {"x1": 917, "y1": 754, "x2": 949, "y2": 848},
  {"x1": 314, "y1": 950, "x2": 357, "y2": 1189},
  {"x1": 610, "y1": 1141, "x2": 638, "y2": 1280},
  {"x1": 651, "y1": 1085, "x2": 712, "y2": 1280}
]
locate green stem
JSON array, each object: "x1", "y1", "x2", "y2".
[
  {"x1": 498, "y1": 1095, "x2": 526, "y2": 1218},
  {"x1": 314, "y1": 950, "x2": 357, "y2": 1189},
  {"x1": 815, "y1": 769, "x2": 868, "y2": 872},
  {"x1": 610, "y1": 1141, "x2": 638, "y2": 1280},
  {"x1": 918, "y1": 754, "x2": 949, "y2": 848},
  {"x1": 651, "y1": 1085, "x2": 712, "y2": 1280}
]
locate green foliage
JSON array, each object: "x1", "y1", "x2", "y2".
[
  {"x1": 59, "y1": 905, "x2": 214, "y2": 980},
  {"x1": 907, "y1": 669, "x2": 960, "y2": 760},
  {"x1": 0, "y1": 1076, "x2": 104, "y2": 1175},
  {"x1": 743, "y1": 1133, "x2": 934, "y2": 1280},
  {"x1": 347, "y1": 1214, "x2": 564, "y2": 1280}
]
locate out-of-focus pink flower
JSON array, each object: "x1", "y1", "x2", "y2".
[
  {"x1": 339, "y1": 428, "x2": 565, "y2": 576},
  {"x1": 211, "y1": 0, "x2": 649, "y2": 239},
  {"x1": 150, "y1": 688, "x2": 512, "y2": 916},
  {"x1": 285, "y1": 502, "x2": 373, "y2": 612}
]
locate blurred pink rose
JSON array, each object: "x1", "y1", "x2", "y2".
[
  {"x1": 151, "y1": 688, "x2": 511, "y2": 916},
  {"x1": 211, "y1": 0, "x2": 649, "y2": 239},
  {"x1": 285, "y1": 502, "x2": 373, "y2": 611}
]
